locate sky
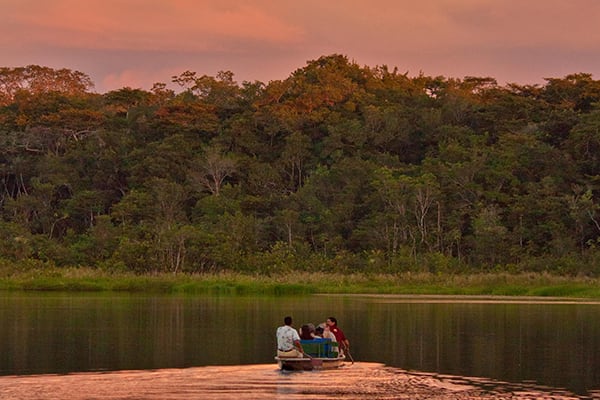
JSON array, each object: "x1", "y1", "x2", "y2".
[{"x1": 2, "y1": 0, "x2": 600, "y2": 93}]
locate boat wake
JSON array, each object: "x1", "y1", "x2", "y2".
[{"x1": 0, "y1": 363, "x2": 593, "y2": 399}]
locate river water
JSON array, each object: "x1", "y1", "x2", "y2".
[
  {"x1": 1, "y1": 363, "x2": 594, "y2": 399},
  {"x1": 0, "y1": 293, "x2": 599, "y2": 399}
]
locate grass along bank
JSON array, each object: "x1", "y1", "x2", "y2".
[{"x1": 1, "y1": 267, "x2": 600, "y2": 297}]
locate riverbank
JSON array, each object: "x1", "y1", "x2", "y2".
[
  {"x1": 0, "y1": 363, "x2": 588, "y2": 400},
  {"x1": 1, "y1": 266, "x2": 600, "y2": 297}
]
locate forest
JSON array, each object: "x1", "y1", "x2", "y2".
[{"x1": 2, "y1": 55, "x2": 600, "y2": 277}]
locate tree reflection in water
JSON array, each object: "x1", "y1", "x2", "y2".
[{"x1": 0, "y1": 363, "x2": 587, "y2": 400}]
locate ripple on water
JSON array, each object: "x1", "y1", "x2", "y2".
[{"x1": 0, "y1": 363, "x2": 592, "y2": 400}]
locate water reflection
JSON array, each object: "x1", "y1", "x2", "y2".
[
  {"x1": 1, "y1": 293, "x2": 600, "y2": 397},
  {"x1": 0, "y1": 363, "x2": 591, "y2": 400},
  {"x1": 355, "y1": 297, "x2": 600, "y2": 396}
]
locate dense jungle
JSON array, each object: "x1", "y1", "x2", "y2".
[{"x1": 2, "y1": 54, "x2": 600, "y2": 278}]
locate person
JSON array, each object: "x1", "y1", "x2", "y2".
[
  {"x1": 299, "y1": 324, "x2": 314, "y2": 340},
  {"x1": 314, "y1": 326, "x2": 324, "y2": 337},
  {"x1": 322, "y1": 324, "x2": 336, "y2": 342},
  {"x1": 326, "y1": 317, "x2": 349, "y2": 355},
  {"x1": 317, "y1": 322, "x2": 340, "y2": 357},
  {"x1": 276, "y1": 316, "x2": 305, "y2": 358},
  {"x1": 319, "y1": 323, "x2": 339, "y2": 356}
]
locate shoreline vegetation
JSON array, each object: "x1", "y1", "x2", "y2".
[
  {"x1": 2, "y1": 265, "x2": 600, "y2": 298},
  {"x1": 5, "y1": 62, "x2": 600, "y2": 286}
]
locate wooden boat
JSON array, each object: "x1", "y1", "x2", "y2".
[
  {"x1": 275, "y1": 338, "x2": 346, "y2": 371},
  {"x1": 275, "y1": 354, "x2": 346, "y2": 371}
]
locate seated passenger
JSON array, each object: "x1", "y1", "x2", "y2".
[
  {"x1": 322, "y1": 324, "x2": 339, "y2": 356},
  {"x1": 299, "y1": 324, "x2": 314, "y2": 340},
  {"x1": 314, "y1": 326, "x2": 324, "y2": 337},
  {"x1": 276, "y1": 316, "x2": 305, "y2": 358}
]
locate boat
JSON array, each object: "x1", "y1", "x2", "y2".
[
  {"x1": 275, "y1": 338, "x2": 346, "y2": 371},
  {"x1": 275, "y1": 354, "x2": 346, "y2": 371}
]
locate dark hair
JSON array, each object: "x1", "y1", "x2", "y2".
[
  {"x1": 300, "y1": 324, "x2": 313, "y2": 340},
  {"x1": 328, "y1": 317, "x2": 337, "y2": 325},
  {"x1": 315, "y1": 326, "x2": 324, "y2": 334},
  {"x1": 284, "y1": 316, "x2": 292, "y2": 325}
]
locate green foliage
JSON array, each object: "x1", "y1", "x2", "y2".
[
  {"x1": 3, "y1": 58, "x2": 600, "y2": 278},
  {"x1": 3, "y1": 264, "x2": 600, "y2": 297}
]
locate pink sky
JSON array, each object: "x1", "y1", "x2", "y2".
[{"x1": 2, "y1": 0, "x2": 600, "y2": 93}]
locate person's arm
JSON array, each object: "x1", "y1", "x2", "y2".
[
  {"x1": 293, "y1": 339, "x2": 304, "y2": 354},
  {"x1": 338, "y1": 330, "x2": 349, "y2": 350},
  {"x1": 292, "y1": 329, "x2": 304, "y2": 354}
]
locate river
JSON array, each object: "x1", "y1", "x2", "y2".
[{"x1": 0, "y1": 293, "x2": 599, "y2": 398}]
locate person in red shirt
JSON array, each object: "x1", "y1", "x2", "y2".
[{"x1": 326, "y1": 317, "x2": 349, "y2": 354}]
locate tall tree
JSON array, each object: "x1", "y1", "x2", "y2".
[
  {"x1": 188, "y1": 143, "x2": 237, "y2": 196},
  {"x1": 0, "y1": 65, "x2": 93, "y2": 106}
]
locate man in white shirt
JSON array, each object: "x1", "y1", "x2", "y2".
[{"x1": 276, "y1": 316, "x2": 305, "y2": 358}]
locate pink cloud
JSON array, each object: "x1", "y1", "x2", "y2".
[
  {"x1": 101, "y1": 69, "x2": 162, "y2": 92},
  {"x1": 2, "y1": 0, "x2": 600, "y2": 91},
  {"x1": 4, "y1": 0, "x2": 305, "y2": 52}
]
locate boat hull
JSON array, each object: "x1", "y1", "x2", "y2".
[{"x1": 275, "y1": 355, "x2": 345, "y2": 371}]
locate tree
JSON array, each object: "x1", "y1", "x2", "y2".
[
  {"x1": 172, "y1": 70, "x2": 242, "y2": 119},
  {"x1": 472, "y1": 205, "x2": 509, "y2": 267},
  {"x1": 0, "y1": 65, "x2": 94, "y2": 106},
  {"x1": 565, "y1": 108, "x2": 600, "y2": 176},
  {"x1": 128, "y1": 134, "x2": 196, "y2": 186},
  {"x1": 188, "y1": 143, "x2": 236, "y2": 196},
  {"x1": 542, "y1": 73, "x2": 600, "y2": 113},
  {"x1": 3, "y1": 178, "x2": 68, "y2": 238},
  {"x1": 568, "y1": 187, "x2": 600, "y2": 253},
  {"x1": 3, "y1": 59, "x2": 600, "y2": 274},
  {"x1": 373, "y1": 168, "x2": 440, "y2": 259},
  {"x1": 280, "y1": 131, "x2": 312, "y2": 190},
  {"x1": 145, "y1": 178, "x2": 191, "y2": 273}
]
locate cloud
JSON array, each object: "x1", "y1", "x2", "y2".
[
  {"x1": 3, "y1": 0, "x2": 305, "y2": 52},
  {"x1": 2, "y1": 0, "x2": 600, "y2": 91},
  {"x1": 101, "y1": 68, "x2": 170, "y2": 92},
  {"x1": 439, "y1": 0, "x2": 600, "y2": 50}
]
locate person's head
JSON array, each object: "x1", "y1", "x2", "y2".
[
  {"x1": 284, "y1": 316, "x2": 293, "y2": 326},
  {"x1": 326, "y1": 317, "x2": 337, "y2": 327},
  {"x1": 315, "y1": 326, "x2": 324, "y2": 336},
  {"x1": 300, "y1": 324, "x2": 312, "y2": 339}
]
